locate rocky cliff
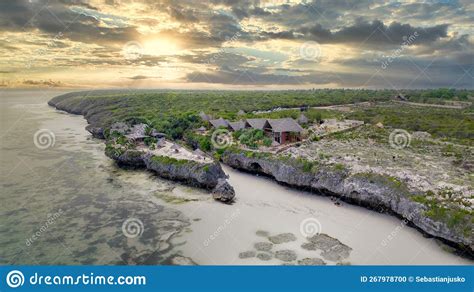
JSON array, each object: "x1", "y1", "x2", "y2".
[
  {"x1": 222, "y1": 151, "x2": 473, "y2": 255},
  {"x1": 104, "y1": 147, "x2": 234, "y2": 203},
  {"x1": 49, "y1": 96, "x2": 235, "y2": 203},
  {"x1": 49, "y1": 92, "x2": 110, "y2": 138}
]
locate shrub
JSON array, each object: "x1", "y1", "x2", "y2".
[
  {"x1": 237, "y1": 129, "x2": 266, "y2": 149},
  {"x1": 263, "y1": 137, "x2": 272, "y2": 147}
]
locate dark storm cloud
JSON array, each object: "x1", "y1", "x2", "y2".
[
  {"x1": 185, "y1": 67, "x2": 324, "y2": 85},
  {"x1": 127, "y1": 75, "x2": 160, "y2": 80},
  {"x1": 185, "y1": 63, "x2": 473, "y2": 88},
  {"x1": 0, "y1": 0, "x2": 459, "y2": 49},
  {"x1": 0, "y1": 0, "x2": 140, "y2": 45},
  {"x1": 185, "y1": 65, "x2": 379, "y2": 86},
  {"x1": 179, "y1": 52, "x2": 254, "y2": 67},
  {"x1": 330, "y1": 20, "x2": 448, "y2": 46},
  {"x1": 259, "y1": 20, "x2": 449, "y2": 48},
  {"x1": 168, "y1": 6, "x2": 199, "y2": 23}
]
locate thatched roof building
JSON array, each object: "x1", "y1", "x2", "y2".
[
  {"x1": 199, "y1": 112, "x2": 212, "y2": 121},
  {"x1": 229, "y1": 120, "x2": 250, "y2": 131},
  {"x1": 209, "y1": 118, "x2": 230, "y2": 128},
  {"x1": 266, "y1": 118, "x2": 303, "y2": 133},
  {"x1": 246, "y1": 118, "x2": 267, "y2": 130}
]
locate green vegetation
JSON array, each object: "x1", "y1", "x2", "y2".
[
  {"x1": 151, "y1": 155, "x2": 193, "y2": 166},
  {"x1": 150, "y1": 155, "x2": 213, "y2": 172},
  {"x1": 52, "y1": 89, "x2": 473, "y2": 146},
  {"x1": 410, "y1": 194, "x2": 473, "y2": 236},
  {"x1": 328, "y1": 125, "x2": 387, "y2": 143},
  {"x1": 144, "y1": 137, "x2": 156, "y2": 149},
  {"x1": 248, "y1": 108, "x2": 341, "y2": 125},
  {"x1": 51, "y1": 89, "x2": 394, "y2": 138},
  {"x1": 332, "y1": 163, "x2": 347, "y2": 172},
  {"x1": 399, "y1": 88, "x2": 472, "y2": 103},
  {"x1": 346, "y1": 103, "x2": 473, "y2": 145},
  {"x1": 353, "y1": 172, "x2": 410, "y2": 194},
  {"x1": 440, "y1": 144, "x2": 469, "y2": 166},
  {"x1": 234, "y1": 129, "x2": 267, "y2": 149},
  {"x1": 242, "y1": 149, "x2": 271, "y2": 159},
  {"x1": 298, "y1": 158, "x2": 319, "y2": 173},
  {"x1": 105, "y1": 144, "x2": 125, "y2": 157},
  {"x1": 184, "y1": 132, "x2": 212, "y2": 151},
  {"x1": 276, "y1": 154, "x2": 320, "y2": 173}
]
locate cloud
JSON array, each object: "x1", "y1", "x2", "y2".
[
  {"x1": 259, "y1": 19, "x2": 449, "y2": 48},
  {"x1": 186, "y1": 67, "x2": 334, "y2": 86},
  {"x1": 178, "y1": 52, "x2": 254, "y2": 67},
  {"x1": 0, "y1": 0, "x2": 141, "y2": 45},
  {"x1": 330, "y1": 20, "x2": 448, "y2": 46},
  {"x1": 127, "y1": 75, "x2": 160, "y2": 80},
  {"x1": 22, "y1": 79, "x2": 63, "y2": 87},
  {"x1": 0, "y1": 0, "x2": 472, "y2": 88}
]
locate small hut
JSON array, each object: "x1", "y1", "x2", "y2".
[
  {"x1": 298, "y1": 113, "x2": 309, "y2": 125},
  {"x1": 150, "y1": 129, "x2": 166, "y2": 138},
  {"x1": 110, "y1": 122, "x2": 129, "y2": 135},
  {"x1": 246, "y1": 118, "x2": 267, "y2": 130},
  {"x1": 199, "y1": 112, "x2": 212, "y2": 122},
  {"x1": 394, "y1": 93, "x2": 407, "y2": 101},
  {"x1": 266, "y1": 118, "x2": 303, "y2": 144},
  {"x1": 209, "y1": 118, "x2": 230, "y2": 129},
  {"x1": 229, "y1": 120, "x2": 250, "y2": 132},
  {"x1": 237, "y1": 109, "x2": 246, "y2": 116},
  {"x1": 196, "y1": 126, "x2": 207, "y2": 133},
  {"x1": 125, "y1": 123, "x2": 149, "y2": 141}
]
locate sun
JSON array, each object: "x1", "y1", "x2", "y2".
[{"x1": 141, "y1": 38, "x2": 181, "y2": 56}]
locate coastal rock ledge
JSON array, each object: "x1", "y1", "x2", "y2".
[
  {"x1": 222, "y1": 151, "x2": 473, "y2": 256},
  {"x1": 48, "y1": 96, "x2": 235, "y2": 203},
  {"x1": 105, "y1": 149, "x2": 235, "y2": 203}
]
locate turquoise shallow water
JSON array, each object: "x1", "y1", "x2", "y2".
[{"x1": 0, "y1": 90, "x2": 191, "y2": 265}]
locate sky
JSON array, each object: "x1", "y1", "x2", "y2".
[{"x1": 0, "y1": 0, "x2": 472, "y2": 89}]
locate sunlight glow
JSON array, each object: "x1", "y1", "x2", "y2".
[{"x1": 142, "y1": 38, "x2": 182, "y2": 56}]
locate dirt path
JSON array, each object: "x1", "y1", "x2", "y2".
[
  {"x1": 252, "y1": 102, "x2": 373, "y2": 114},
  {"x1": 392, "y1": 100, "x2": 471, "y2": 109}
]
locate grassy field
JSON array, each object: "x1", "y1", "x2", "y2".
[
  {"x1": 51, "y1": 89, "x2": 393, "y2": 138},
  {"x1": 51, "y1": 89, "x2": 473, "y2": 144},
  {"x1": 345, "y1": 103, "x2": 473, "y2": 145}
]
